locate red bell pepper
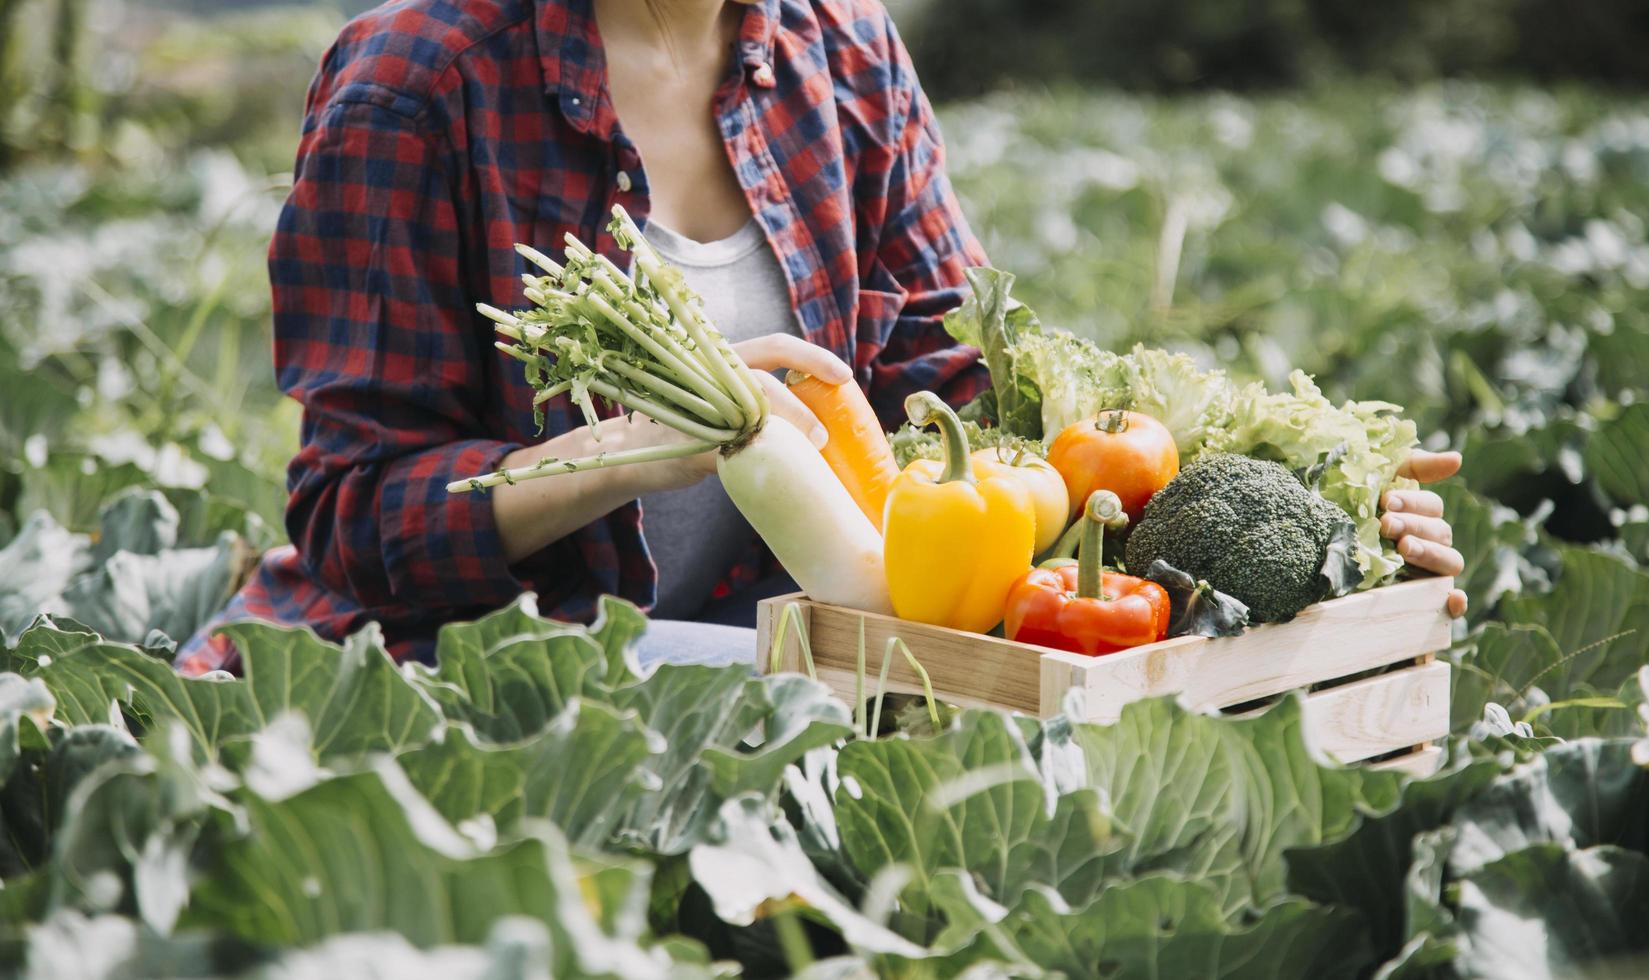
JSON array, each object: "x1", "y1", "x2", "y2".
[{"x1": 1004, "y1": 491, "x2": 1170, "y2": 656}]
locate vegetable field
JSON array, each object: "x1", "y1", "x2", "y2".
[{"x1": 3, "y1": 8, "x2": 1649, "y2": 975}]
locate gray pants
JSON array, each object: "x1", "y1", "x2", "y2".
[{"x1": 633, "y1": 619, "x2": 759, "y2": 670}]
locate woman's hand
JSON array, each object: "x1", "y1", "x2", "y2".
[
  {"x1": 670, "y1": 334, "x2": 852, "y2": 480},
  {"x1": 1382, "y1": 449, "x2": 1468, "y2": 618},
  {"x1": 492, "y1": 336, "x2": 852, "y2": 563},
  {"x1": 737, "y1": 332, "x2": 855, "y2": 442},
  {"x1": 643, "y1": 333, "x2": 854, "y2": 486}
]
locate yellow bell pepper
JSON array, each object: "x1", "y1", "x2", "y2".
[
  {"x1": 884, "y1": 392, "x2": 1037, "y2": 634},
  {"x1": 970, "y1": 446, "x2": 1070, "y2": 554}
]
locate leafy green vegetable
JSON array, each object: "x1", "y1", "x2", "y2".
[
  {"x1": 0, "y1": 492, "x2": 249, "y2": 647},
  {"x1": 941, "y1": 271, "x2": 1417, "y2": 584},
  {"x1": 940, "y1": 267, "x2": 1048, "y2": 437},
  {"x1": 1125, "y1": 453, "x2": 1360, "y2": 622}
]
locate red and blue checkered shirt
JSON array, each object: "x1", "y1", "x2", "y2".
[{"x1": 178, "y1": 0, "x2": 988, "y2": 674}]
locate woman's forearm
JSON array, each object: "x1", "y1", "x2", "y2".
[{"x1": 490, "y1": 413, "x2": 711, "y2": 564}]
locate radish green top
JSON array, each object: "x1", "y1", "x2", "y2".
[{"x1": 448, "y1": 206, "x2": 775, "y2": 494}]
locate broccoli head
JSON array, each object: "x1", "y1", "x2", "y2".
[{"x1": 1124, "y1": 452, "x2": 1355, "y2": 622}]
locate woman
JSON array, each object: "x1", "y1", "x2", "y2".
[{"x1": 178, "y1": 0, "x2": 1465, "y2": 674}]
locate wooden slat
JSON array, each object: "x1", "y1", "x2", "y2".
[
  {"x1": 1298, "y1": 661, "x2": 1451, "y2": 763},
  {"x1": 1042, "y1": 577, "x2": 1455, "y2": 723},
  {"x1": 1366, "y1": 744, "x2": 1445, "y2": 777},
  {"x1": 754, "y1": 593, "x2": 1045, "y2": 714}
]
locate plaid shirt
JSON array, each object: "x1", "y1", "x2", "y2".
[{"x1": 178, "y1": 0, "x2": 987, "y2": 674}]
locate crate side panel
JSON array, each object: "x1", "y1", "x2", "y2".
[
  {"x1": 800, "y1": 601, "x2": 1045, "y2": 715},
  {"x1": 1299, "y1": 661, "x2": 1451, "y2": 764},
  {"x1": 1059, "y1": 577, "x2": 1455, "y2": 722},
  {"x1": 812, "y1": 665, "x2": 1026, "y2": 716}
]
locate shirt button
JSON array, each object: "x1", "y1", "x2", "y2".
[
  {"x1": 752, "y1": 62, "x2": 774, "y2": 86},
  {"x1": 616, "y1": 171, "x2": 633, "y2": 193}
]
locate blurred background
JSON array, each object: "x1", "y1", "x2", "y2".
[{"x1": 1, "y1": 0, "x2": 1645, "y2": 615}]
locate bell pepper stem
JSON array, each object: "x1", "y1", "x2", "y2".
[
  {"x1": 1077, "y1": 490, "x2": 1128, "y2": 599},
  {"x1": 905, "y1": 391, "x2": 975, "y2": 484}
]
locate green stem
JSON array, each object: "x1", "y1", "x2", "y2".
[
  {"x1": 855, "y1": 616, "x2": 867, "y2": 739},
  {"x1": 1044, "y1": 519, "x2": 1083, "y2": 563},
  {"x1": 580, "y1": 292, "x2": 722, "y2": 395},
  {"x1": 602, "y1": 208, "x2": 764, "y2": 429},
  {"x1": 641, "y1": 249, "x2": 765, "y2": 427},
  {"x1": 612, "y1": 206, "x2": 766, "y2": 429},
  {"x1": 765, "y1": 600, "x2": 816, "y2": 680},
  {"x1": 905, "y1": 391, "x2": 974, "y2": 485},
  {"x1": 561, "y1": 232, "x2": 596, "y2": 265},
  {"x1": 869, "y1": 637, "x2": 896, "y2": 738},
  {"x1": 477, "y1": 303, "x2": 524, "y2": 333},
  {"x1": 494, "y1": 341, "x2": 541, "y2": 366},
  {"x1": 585, "y1": 292, "x2": 731, "y2": 409},
  {"x1": 895, "y1": 638, "x2": 942, "y2": 730},
  {"x1": 718, "y1": 332, "x2": 772, "y2": 421},
  {"x1": 445, "y1": 437, "x2": 715, "y2": 493},
  {"x1": 513, "y1": 242, "x2": 564, "y2": 277},
  {"x1": 773, "y1": 908, "x2": 815, "y2": 972},
  {"x1": 1076, "y1": 490, "x2": 1128, "y2": 599},
  {"x1": 586, "y1": 379, "x2": 739, "y2": 445},
  {"x1": 603, "y1": 357, "x2": 730, "y2": 428},
  {"x1": 531, "y1": 380, "x2": 573, "y2": 406}
]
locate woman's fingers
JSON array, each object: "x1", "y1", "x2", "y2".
[
  {"x1": 1393, "y1": 449, "x2": 1469, "y2": 615},
  {"x1": 1397, "y1": 449, "x2": 1462, "y2": 483},
  {"x1": 734, "y1": 334, "x2": 849, "y2": 446},
  {"x1": 1398, "y1": 535, "x2": 1465, "y2": 577},
  {"x1": 1383, "y1": 479, "x2": 1466, "y2": 606},
  {"x1": 1383, "y1": 488, "x2": 1445, "y2": 517},
  {"x1": 734, "y1": 333, "x2": 852, "y2": 384},
  {"x1": 755, "y1": 372, "x2": 829, "y2": 448},
  {"x1": 1382, "y1": 512, "x2": 1453, "y2": 547}
]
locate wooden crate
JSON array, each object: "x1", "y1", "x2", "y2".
[{"x1": 755, "y1": 576, "x2": 1455, "y2": 773}]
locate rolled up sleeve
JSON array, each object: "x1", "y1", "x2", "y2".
[{"x1": 271, "y1": 93, "x2": 529, "y2": 612}]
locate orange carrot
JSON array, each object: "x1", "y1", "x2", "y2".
[{"x1": 786, "y1": 370, "x2": 901, "y2": 532}]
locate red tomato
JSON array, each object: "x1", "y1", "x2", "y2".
[{"x1": 1046, "y1": 410, "x2": 1179, "y2": 522}]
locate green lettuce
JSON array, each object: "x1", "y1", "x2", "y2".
[
  {"x1": 1207, "y1": 372, "x2": 1418, "y2": 584},
  {"x1": 941, "y1": 267, "x2": 1418, "y2": 584}
]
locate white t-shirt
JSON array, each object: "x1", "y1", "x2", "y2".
[{"x1": 637, "y1": 217, "x2": 801, "y2": 619}]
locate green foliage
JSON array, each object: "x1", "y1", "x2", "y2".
[
  {"x1": 940, "y1": 86, "x2": 1649, "y2": 437},
  {"x1": 0, "y1": 8, "x2": 314, "y2": 552},
  {"x1": 11, "y1": 603, "x2": 1648, "y2": 976},
  {"x1": 0, "y1": 490, "x2": 250, "y2": 646}
]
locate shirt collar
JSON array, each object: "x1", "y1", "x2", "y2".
[{"x1": 537, "y1": 0, "x2": 781, "y2": 134}]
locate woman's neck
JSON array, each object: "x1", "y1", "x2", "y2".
[{"x1": 594, "y1": 0, "x2": 737, "y2": 60}]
